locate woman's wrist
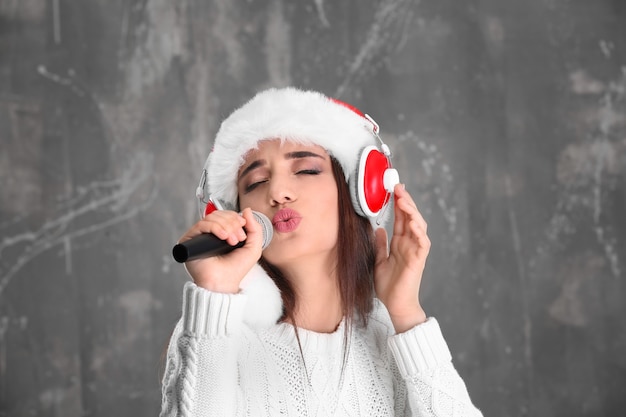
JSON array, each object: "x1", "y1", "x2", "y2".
[
  {"x1": 389, "y1": 307, "x2": 427, "y2": 334},
  {"x1": 194, "y1": 276, "x2": 241, "y2": 294},
  {"x1": 185, "y1": 263, "x2": 243, "y2": 294}
]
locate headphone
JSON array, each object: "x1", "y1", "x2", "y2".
[
  {"x1": 331, "y1": 98, "x2": 399, "y2": 221},
  {"x1": 196, "y1": 170, "x2": 223, "y2": 217},
  {"x1": 195, "y1": 98, "x2": 400, "y2": 223}
]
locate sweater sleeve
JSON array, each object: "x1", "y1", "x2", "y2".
[
  {"x1": 160, "y1": 282, "x2": 248, "y2": 417},
  {"x1": 387, "y1": 318, "x2": 483, "y2": 417}
]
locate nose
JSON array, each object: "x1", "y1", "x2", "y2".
[{"x1": 268, "y1": 176, "x2": 296, "y2": 206}]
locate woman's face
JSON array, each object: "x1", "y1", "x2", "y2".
[{"x1": 237, "y1": 139, "x2": 339, "y2": 268}]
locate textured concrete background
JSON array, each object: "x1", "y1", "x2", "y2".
[{"x1": 1, "y1": 0, "x2": 625, "y2": 416}]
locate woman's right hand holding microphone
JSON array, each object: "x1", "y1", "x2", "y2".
[{"x1": 177, "y1": 208, "x2": 264, "y2": 294}]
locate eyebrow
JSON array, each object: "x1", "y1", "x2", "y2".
[
  {"x1": 285, "y1": 151, "x2": 326, "y2": 160},
  {"x1": 238, "y1": 151, "x2": 326, "y2": 180}
]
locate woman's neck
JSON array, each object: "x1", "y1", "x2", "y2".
[{"x1": 280, "y1": 259, "x2": 343, "y2": 333}]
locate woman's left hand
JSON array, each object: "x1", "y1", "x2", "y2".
[{"x1": 374, "y1": 183, "x2": 430, "y2": 333}]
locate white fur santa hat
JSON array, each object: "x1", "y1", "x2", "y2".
[{"x1": 198, "y1": 87, "x2": 398, "y2": 221}]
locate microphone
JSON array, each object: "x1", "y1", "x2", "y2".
[{"x1": 172, "y1": 211, "x2": 274, "y2": 263}]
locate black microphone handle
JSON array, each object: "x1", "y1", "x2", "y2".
[
  {"x1": 172, "y1": 211, "x2": 273, "y2": 263},
  {"x1": 172, "y1": 234, "x2": 245, "y2": 263}
]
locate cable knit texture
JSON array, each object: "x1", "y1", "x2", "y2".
[{"x1": 160, "y1": 282, "x2": 483, "y2": 417}]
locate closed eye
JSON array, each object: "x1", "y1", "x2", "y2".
[
  {"x1": 296, "y1": 169, "x2": 321, "y2": 175},
  {"x1": 243, "y1": 179, "x2": 267, "y2": 194}
]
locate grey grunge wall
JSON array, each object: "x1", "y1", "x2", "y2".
[{"x1": 1, "y1": 1, "x2": 625, "y2": 416}]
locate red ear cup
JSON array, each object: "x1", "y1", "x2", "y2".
[
  {"x1": 357, "y1": 146, "x2": 391, "y2": 217},
  {"x1": 204, "y1": 201, "x2": 218, "y2": 217}
]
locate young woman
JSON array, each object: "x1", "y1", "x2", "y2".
[{"x1": 160, "y1": 88, "x2": 482, "y2": 416}]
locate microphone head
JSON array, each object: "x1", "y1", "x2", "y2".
[{"x1": 251, "y1": 211, "x2": 274, "y2": 249}]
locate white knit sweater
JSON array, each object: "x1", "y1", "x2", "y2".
[{"x1": 160, "y1": 280, "x2": 482, "y2": 416}]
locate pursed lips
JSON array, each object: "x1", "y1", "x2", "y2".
[{"x1": 272, "y1": 208, "x2": 302, "y2": 233}]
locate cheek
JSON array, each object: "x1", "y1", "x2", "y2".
[
  {"x1": 318, "y1": 191, "x2": 339, "y2": 223},
  {"x1": 309, "y1": 180, "x2": 340, "y2": 235},
  {"x1": 321, "y1": 179, "x2": 340, "y2": 214},
  {"x1": 238, "y1": 192, "x2": 260, "y2": 211}
]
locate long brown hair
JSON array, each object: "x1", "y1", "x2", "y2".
[{"x1": 259, "y1": 156, "x2": 377, "y2": 329}]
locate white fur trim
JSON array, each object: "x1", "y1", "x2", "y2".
[
  {"x1": 204, "y1": 87, "x2": 378, "y2": 210},
  {"x1": 239, "y1": 263, "x2": 283, "y2": 328}
]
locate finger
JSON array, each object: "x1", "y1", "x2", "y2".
[
  {"x1": 393, "y1": 185, "x2": 421, "y2": 214},
  {"x1": 408, "y1": 219, "x2": 431, "y2": 258},
  {"x1": 394, "y1": 183, "x2": 414, "y2": 202},
  {"x1": 395, "y1": 196, "x2": 427, "y2": 231},
  {"x1": 393, "y1": 193, "x2": 409, "y2": 236},
  {"x1": 393, "y1": 185, "x2": 427, "y2": 227},
  {"x1": 206, "y1": 211, "x2": 248, "y2": 245},
  {"x1": 179, "y1": 211, "x2": 246, "y2": 245},
  {"x1": 374, "y1": 227, "x2": 389, "y2": 265},
  {"x1": 241, "y1": 208, "x2": 261, "y2": 243}
]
